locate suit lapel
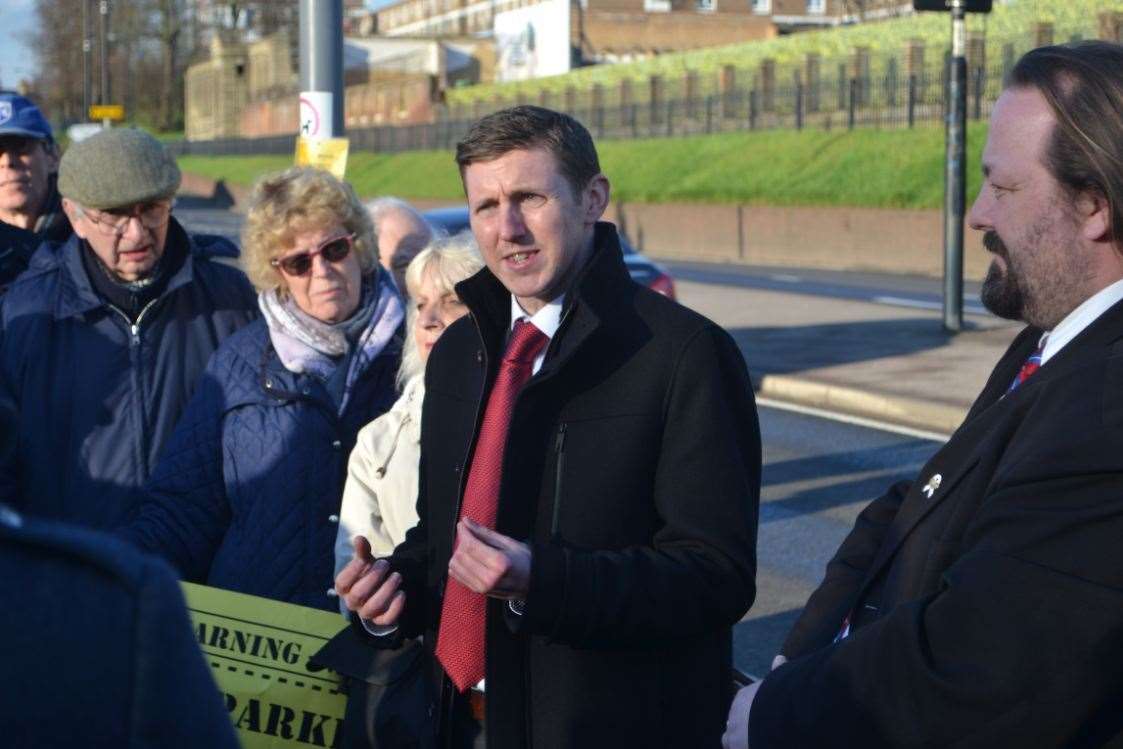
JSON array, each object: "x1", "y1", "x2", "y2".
[{"x1": 858, "y1": 298, "x2": 1123, "y2": 595}]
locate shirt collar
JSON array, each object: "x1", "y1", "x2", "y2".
[
  {"x1": 510, "y1": 294, "x2": 564, "y2": 339},
  {"x1": 1040, "y1": 277, "x2": 1123, "y2": 365}
]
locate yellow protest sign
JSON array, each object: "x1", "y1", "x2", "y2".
[
  {"x1": 89, "y1": 104, "x2": 125, "y2": 121},
  {"x1": 294, "y1": 136, "x2": 350, "y2": 180},
  {"x1": 181, "y1": 582, "x2": 349, "y2": 749}
]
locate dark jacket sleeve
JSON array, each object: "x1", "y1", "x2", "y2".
[
  {"x1": 521, "y1": 325, "x2": 761, "y2": 647},
  {"x1": 130, "y1": 554, "x2": 240, "y2": 747},
  {"x1": 119, "y1": 361, "x2": 231, "y2": 583},
  {"x1": 750, "y1": 428, "x2": 1123, "y2": 748},
  {"x1": 0, "y1": 305, "x2": 21, "y2": 508},
  {"x1": 780, "y1": 479, "x2": 910, "y2": 658}
]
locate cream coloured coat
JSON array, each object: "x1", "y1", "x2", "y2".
[{"x1": 333, "y1": 374, "x2": 424, "y2": 585}]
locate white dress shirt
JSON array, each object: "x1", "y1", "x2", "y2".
[
  {"x1": 1039, "y1": 278, "x2": 1123, "y2": 364},
  {"x1": 511, "y1": 294, "x2": 564, "y2": 375}
]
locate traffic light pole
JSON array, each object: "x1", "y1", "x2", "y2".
[
  {"x1": 943, "y1": 0, "x2": 967, "y2": 332},
  {"x1": 299, "y1": 0, "x2": 345, "y2": 138}
]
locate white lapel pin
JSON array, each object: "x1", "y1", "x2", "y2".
[{"x1": 921, "y1": 473, "x2": 943, "y2": 499}]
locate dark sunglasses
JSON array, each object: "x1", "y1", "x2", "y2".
[{"x1": 271, "y1": 233, "x2": 355, "y2": 276}]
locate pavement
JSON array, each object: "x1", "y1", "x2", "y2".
[
  {"x1": 177, "y1": 180, "x2": 1022, "y2": 438},
  {"x1": 675, "y1": 278, "x2": 1021, "y2": 436}
]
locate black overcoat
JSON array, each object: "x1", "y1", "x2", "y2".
[
  {"x1": 750, "y1": 299, "x2": 1123, "y2": 747},
  {"x1": 383, "y1": 223, "x2": 761, "y2": 749}
]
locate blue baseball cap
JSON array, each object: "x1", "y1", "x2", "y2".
[{"x1": 0, "y1": 92, "x2": 53, "y2": 142}]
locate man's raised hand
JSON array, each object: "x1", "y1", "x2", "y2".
[
  {"x1": 447, "y1": 518, "x2": 532, "y2": 600},
  {"x1": 334, "y1": 535, "x2": 406, "y2": 626}
]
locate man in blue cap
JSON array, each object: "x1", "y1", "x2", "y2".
[{"x1": 0, "y1": 91, "x2": 71, "y2": 290}]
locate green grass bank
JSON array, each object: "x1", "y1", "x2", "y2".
[{"x1": 178, "y1": 123, "x2": 987, "y2": 211}]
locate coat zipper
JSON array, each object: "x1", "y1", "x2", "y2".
[
  {"x1": 107, "y1": 296, "x2": 161, "y2": 346},
  {"x1": 106, "y1": 297, "x2": 162, "y2": 480},
  {"x1": 551, "y1": 423, "x2": 567, "y2": 540},
  {"x1": 374, "y1": 413, "x2": 410, "y2": 478}
]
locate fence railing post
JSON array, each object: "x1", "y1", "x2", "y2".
[
  {"x1": 749, "y1": 89, "x2": 758, "y2": 131},
  {"x1": 908, "y1": 74, "x2": 917, "y2": 128},
  {"x1": 972, "y1": 67, "x2": 984, "y2": 120},
  {"x1": 848, "y1": 79, "x2": 857, "y2": 130},
  {"x1": 795, "y1": 80, "x2": 804, "y2": 130},
  {"x1": 705, "y1": 95, "x2": 714, "y2": 133}
]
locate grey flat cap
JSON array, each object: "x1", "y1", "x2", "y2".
[{"x1": 58, "y1": 128, "x2": 181, "y2": 210}]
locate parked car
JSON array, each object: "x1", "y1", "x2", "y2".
[{"x1": 422, "y1": 206, "x2": 676, "y2": 301}]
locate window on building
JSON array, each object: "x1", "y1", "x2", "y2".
[
  {"x1": 751, "y1": 0, "x2": 771, "y2": 13},
  {"x1": 696, "y1": 0, "x2": 714, "y2": 10},
  {"x1": 645, "y1": 0, "x2": 672, "y2": 10},
  {"x1": 806, "y1": 0, "x2": 825, "y2": 13}
]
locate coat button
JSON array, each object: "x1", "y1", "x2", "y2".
[
  {"x1": 328, "y1": 514, "x2": 339, "y2": 523},
  {"x1": 301, "y1": 386, "x2": 311, "y2": 396},
  {"x1": 331, "y1": 439, "x2": 342, "y2": 450},
  {"x1": 264, "y1": 378, "x2": 273, "y2": 389},
  {"x1": 476, "y1": 350, "x2": 483, "y2": 364},
  {"x1": 326, "y1": 587, "x2": 338, "y2": 598}
]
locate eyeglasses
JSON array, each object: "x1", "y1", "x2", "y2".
[
  {"x1": 271, "y1": 233, "x2": 356, "y2": 277},
  {"x1": 81, "y1": 201, "x2": 172, "y2": 237}
]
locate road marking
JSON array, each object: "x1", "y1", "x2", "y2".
[
  {"x1": 872, "y1": 295, "x2": 990, "y2": 316},
  {"x1": 871, "y1": 295, "x2": 941, "y2": 310},
  {"x1": 769, "y1": 273, "x2": 802, "y2": 283},
  {"x1": 756, "y1": 396, "x2": 951, "y2": 443}
]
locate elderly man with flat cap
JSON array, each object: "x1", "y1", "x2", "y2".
[{"x1": 0, "y1": 127, "x2": 258, "y2": 530}]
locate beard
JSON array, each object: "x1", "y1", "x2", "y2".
[{"x1": 979, "y1": 230, "x2": 1025, "y2": 321}]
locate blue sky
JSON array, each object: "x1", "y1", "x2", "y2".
[{"x1": 0, "y1": 0, "x2": 36, "y2": 89}]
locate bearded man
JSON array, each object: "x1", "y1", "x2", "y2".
[{"x1": 725, "y1": 41, "x2": 1123, "y2": 749}]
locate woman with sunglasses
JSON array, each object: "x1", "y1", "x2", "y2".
[{"x1": 123, "y1": 166, "x2": 404, "y2": 611}]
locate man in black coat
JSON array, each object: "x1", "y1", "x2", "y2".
[
  {"x1": 337, "y1": 106, "x2": 761, "y2": 748},
  {"x1": 725, "y1": 42, "x2": 1123, "y2": 749}
]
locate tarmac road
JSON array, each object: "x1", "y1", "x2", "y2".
[
  {"x1": 663, "y1": 259, "x2": 993, "y2": 318},
  {"x1": 734, "y1": 403, "x2": 942, "y2": 679}
]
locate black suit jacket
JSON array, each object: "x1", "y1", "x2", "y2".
[
  {"x1": 380, "y1": 223, "x2": 761, "y2": 749},
  {"x1": 751, "y1": 300, "x2": 1123, "y2": 748}
]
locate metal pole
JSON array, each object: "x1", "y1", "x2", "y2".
[
  {"x1": 83, "y1": 0, "x2": 92, "y2": 117},
  {"x1": 943, "y1": 0, "x2": 967, "y2": 332},
  {"x1": 99, "y1": 0, "x2": 111, "y2": 127},
  {"x1": 299, "y1": 0, "x2": 345, "y2": 138}
]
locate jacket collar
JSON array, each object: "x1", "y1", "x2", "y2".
[
  {"x1": 52, "y1": 217, "x2": 198, "y2": 321},
  {"x1": 454, "y1": 222, "x2": 632, "y2": 371}
]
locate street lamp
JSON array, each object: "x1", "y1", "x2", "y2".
[{"x1": 914, "y1": 0, "x2": 992, "y2": 333}]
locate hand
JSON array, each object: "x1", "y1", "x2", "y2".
[
  {"x1": 447, "y1": 518, "x2": 532, "y2": 600},
  {"x1": 333, "y1": 536, "x2": 406, "y2": 626},
  {"x1": 722, "y1": 681, "x2": 761, "y2": 749}
]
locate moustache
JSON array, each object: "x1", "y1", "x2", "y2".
[{"x1": 983, "y1": 231, "x2": 1008, "y2": 257}]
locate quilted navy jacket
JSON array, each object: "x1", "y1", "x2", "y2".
[
  {"x1": 0, "y1": 222, "x2": 259, "y2": 529},
  {"x1": 123, "y1": 319, "x2": 402, "y2": 611}
]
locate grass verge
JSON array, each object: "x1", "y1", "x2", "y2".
[{"x1": 177, "y1": 123, "x2": 988, "y2": 211}]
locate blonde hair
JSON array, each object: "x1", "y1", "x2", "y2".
[
  {"x1": 241, "y1": 166, "x2": 377, "y2": 293},
  {"x1": 397, "y1": 230, "x2": 484, "y2": 388}
]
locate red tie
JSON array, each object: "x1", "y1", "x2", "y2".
[
  {"x1": 435, "y1": 319, "x2": 549, "y2": 692},
  {"x1": 1007, "y1": 341, "x2": 1045, "y2": 393}
]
